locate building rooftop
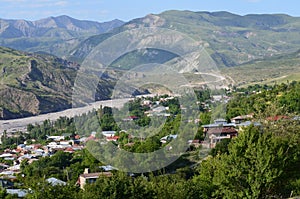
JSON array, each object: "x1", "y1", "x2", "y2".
[
  {"x1": 80, "y1": 172, "x2": 112, "y2": 179},
  {"x1": 237, "y1": 121, "x2": 261, "y2": 127},
  {"x1": 202, "y1": 123, "x2": 236, "y2": 128},
  {"x1": 46, "y1": 177, "x2": 67, "y2": 186},
  {"x1": 207, "y1": 127, "x2": 237, "y2": 135},
  {"x1": 100, "y1": 165, "x2": 118, "y2": 171}
]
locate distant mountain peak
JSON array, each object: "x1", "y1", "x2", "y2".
[
  {"x1": 0, "y1": 16, "x2": 125, "y2": 56},
  {"x1": 0, "y1": 15, "x2": 125, "y2": 35}
]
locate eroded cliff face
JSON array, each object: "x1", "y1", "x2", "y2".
[
  {"x1": 0, "y1": 47, "x2": 79, "y2": 119},
  {"x1": 0, "y1": 86, "x2": 39, "y2": 119},
  {"x1": 0, "y1": 47, "x2": 148, "y2": 119}
]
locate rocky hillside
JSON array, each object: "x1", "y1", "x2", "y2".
[
  {"x1": 0, "y1": 46, "x2": 149, "y2": 119},
  {"x1": 0, "y1": 16, "x2": 124, "y2": 57},
  {"x1": 70, "y1": 11, "x2": 300, "y2": 67},
  {"x1": 0, "y1": 46, "x2": 80, "y2": 119}
]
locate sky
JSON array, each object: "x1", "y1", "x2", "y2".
[{"x1": 0, "y1": 0, "x2": 299, "y2": 22}]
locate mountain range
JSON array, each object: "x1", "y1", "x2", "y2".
[
  {"x1": 71, "y1": 11, "x2": 300, "y2": 67},
  {"x1": 0, "y1": 15, "x2": 124, "y2": 57},
  {"x1": 1, "y1": 11, "x2": 300, "y2": 119}
]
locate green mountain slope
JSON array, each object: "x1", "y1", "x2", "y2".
[
  {"x1": 70, "y1": 11, "x2": 300, "y2": 68},
  {"x1": 223, "y1": 50, "x2": 300, "y2": 86}
]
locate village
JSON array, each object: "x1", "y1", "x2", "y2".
[{"x1": 0, "y1": 88, "x2": 299, "y2": 197}]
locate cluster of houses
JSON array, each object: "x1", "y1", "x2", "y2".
[
  {"x1": 142, "y1": 96, "x2": 174, "y2": 117},
  {"x1": 201, "y1": 114, "x2": 300, "y2": 149},
  {"x1": 0, "y1": 135, "x2": 85, "y2": 179},
  {"x1": 86, "y1": 114, "x2": 259, "y2": 150},
  {"x1": 1, "y1": 94, "x2": 299, "y2": 197},
  {"x1": 0, "y1": 130, "x2": 118, "y2": 197},
  {"x1": 201, "y1": 115, "x2": 258, "y2": 148},
  {"x1": 145, "y1": 106, "x2": 171, "y2": 117}
]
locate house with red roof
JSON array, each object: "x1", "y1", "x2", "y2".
[
  {"x1": 106, "y1": 136, "x2": 120, "y2": 142},
  {"x1": 266, "y1": 115, "x2": 289, "y2": 121},
  {"x1": 202, "y1": 119, "x2": 238, "y2": 148}
]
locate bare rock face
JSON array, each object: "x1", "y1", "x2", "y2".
[
  {"x1": 0, "y1": 47, "x2": 79, "y2": 119},
  {"x1": 124, "y1": 14, "x2": 166, "y2": 29},
  {"x1": 141, "y1": 14, "x2": 166, "y2": 27},
  {"x1": 0, "y1": 87, "x2": 40, "y2": 119},
  {"x1": 0, "y1": 47, "x2": 128, "y2": 119}
]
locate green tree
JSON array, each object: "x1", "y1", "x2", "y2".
[
  {"x1": 25, "y1": 179, "x2": 80, "y2": 199},
  {"x1": 209, "y1": 138, "x2": 231, "y2": 157},
  {"x1": 198, "y1": 124, "x2": 300, "y2": 198}
]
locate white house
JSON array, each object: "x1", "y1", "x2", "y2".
[
  {"x1": 101, "y1": 131, "x2": 116, "y2": 138},
  {"x1": 46, "y1": 135, "x2": 65, "y2": 141},
  {"x1": 160, "y1": 134, "x2": 178, "y2": 143}
]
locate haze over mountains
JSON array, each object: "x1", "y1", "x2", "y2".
[
  {"x1": 1, "y1": 11, "x2": 300, "y2": 119},
  {"x1": 0, "y1": 15, "x2": 124, "y2": 57}
]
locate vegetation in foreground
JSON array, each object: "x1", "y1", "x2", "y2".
[{"x1": 0, "y1": 82, "x2": 299, "y2": 198}]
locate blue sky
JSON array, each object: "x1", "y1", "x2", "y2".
[{"x1": 0, "y1": 0, "x2": 299, "y2": 22}]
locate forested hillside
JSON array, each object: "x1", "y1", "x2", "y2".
[{"x1": 227, "y1": 81, "x2": 300, "y2": 119}]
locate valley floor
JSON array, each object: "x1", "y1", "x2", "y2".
[{"x1": 0, "y1": 97, "x2": 133, "y2": 134}]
